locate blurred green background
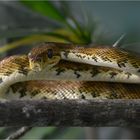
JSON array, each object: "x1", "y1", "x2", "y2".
[{"x1": 0, "y1": 1, "x2": 140, "y2": 139}]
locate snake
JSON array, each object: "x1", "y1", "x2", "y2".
[{"x1": 0, "y1": 42, "x2": 140, "y2": 100}]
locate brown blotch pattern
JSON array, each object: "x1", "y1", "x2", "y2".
[{"x1": 10, "y1": 81, "x2": 140, "y2": 99}]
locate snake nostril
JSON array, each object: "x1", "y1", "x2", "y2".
[{"x1": 47, "y1": 49, "x2": 53, "y2": 58}]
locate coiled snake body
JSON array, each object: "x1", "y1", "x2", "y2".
[{"x1": 0, "y1": 42, "x2": 140, "y2": 100}]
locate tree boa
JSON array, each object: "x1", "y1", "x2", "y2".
[{"x1": 0, "y1": 42, "x2": 140, "y2": 100}]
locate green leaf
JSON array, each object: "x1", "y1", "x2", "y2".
[
  {"x1": 20, "y1": 0, "x2": 65, "y2": 22},
  {"x1": 0, "y1": 34, "x2": 68, "y2": 55}
]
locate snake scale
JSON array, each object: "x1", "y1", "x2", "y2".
[{"x1": 0, "y1": 42, "x2": 140, "y2": 100}]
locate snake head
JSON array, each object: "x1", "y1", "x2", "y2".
[{"x1": 28, "y1": 45, "x2": 61, "y2": 71}]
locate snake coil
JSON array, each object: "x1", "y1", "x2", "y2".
[{"x1": 0, "y1": 42, "x2": 140, "y2": 100}]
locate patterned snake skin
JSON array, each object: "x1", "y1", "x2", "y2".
[{"x1": 0, "y1": 42, "x2": 140, "y2": 100}]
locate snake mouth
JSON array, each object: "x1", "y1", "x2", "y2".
[{"x1": 29, "y1": 56, "x2": 61, "y2": 71}]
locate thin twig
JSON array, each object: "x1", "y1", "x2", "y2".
[
  {"x1": 5, "y1": 126, "x2": 32, "y2": 140},
  {"x1": 113, "y1": 33, "x2": 126, "y2": 47}
]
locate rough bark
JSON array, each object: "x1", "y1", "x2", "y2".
[{"x1": 0, "y1": 99, "x2": 139, "y2": 127}]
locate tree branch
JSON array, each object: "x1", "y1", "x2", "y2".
[{"x1": 0, "y1": 99, "x2": 139, "y2": 127}]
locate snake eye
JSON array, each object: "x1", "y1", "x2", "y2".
[{"x1": 47, "y1": 49, "x2": 53, "y2": 58}]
